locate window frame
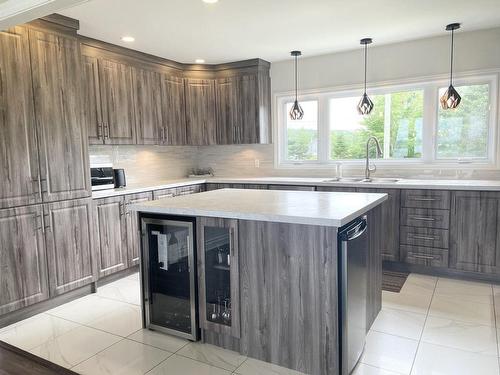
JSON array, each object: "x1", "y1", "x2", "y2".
[{"x1": 274, "y1": 72, "x2": 499, "y2": 169}]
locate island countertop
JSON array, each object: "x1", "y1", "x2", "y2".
[{"x1": 131, "y1": 188, "x2": 387, "y2": 227}]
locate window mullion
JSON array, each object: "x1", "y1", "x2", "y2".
[
  {"x1": 383, "y1": 94, "x2": 391, "y2": 159},
  {"x1": 422, "y1": 85, "x2": 437, "y2": 163},
  {"x1": 317, "y1": 96, "x2": 330, "y2": 163}
]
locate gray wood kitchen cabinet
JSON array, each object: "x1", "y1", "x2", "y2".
[
  {"x1": 216, "y1": 73, "x2": 270, "y2": 145},
  {"x1": 44, "y1": 198, "x2": 97, "y2": 296},
  {"x1": 125, "y1": 192, "x2": 153, "y2": 266},
  {"x1": 197, "y1": 217, "x2": 240, "y2": 338},
  {"x1": 185, "y1": 78, "x2": 217, "y2": 145},
  {"x1": 98, "y1": 58, "x2": 137, "y2": 145},
  {"x1": 83, "y1": 55, "x2": 104, "y2": 145},
  {"x1": 134, "y1": 68, "x2": 163, "y2": 145},
  {"x1": 0, "y1": 205, "x2": 49, "y2": 315},
  {"x1": 29, "y1": 28, "x2": 91, "y2": 203},
  {"x1": 358, "y1": 188, "x2": 401, "y2": 262},
  {"x1": 450, "y1": 191, "x2": 500, "y2": 274},
  {"x1": 0, "y1": 27, "x2": 41, "y2": 209},
  {"x1": 94, "y1": 196, "x2": 129, "y2": 277},
  {"x1": 160, "y1": 74, "x2": 187, "y2": 145},
  {"x1": 268, "y1": 184, "x2": 315, "y2": 191}
]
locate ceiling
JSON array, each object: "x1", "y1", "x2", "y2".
[{"x1": 60, "y1": 0, "x2": 500, "y2": 64}]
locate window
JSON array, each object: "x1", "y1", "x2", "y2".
[{"x1": 277, "y1": 75, "x2": 497, "y2": 167}]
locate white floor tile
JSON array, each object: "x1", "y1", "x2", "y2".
[
  {"x1": 435, "y1": 278, "x2": 493, "y2": 305},
  {"x1": 46, "y1": 294, "x2": 123, "y2": 325},
  {"x1": 360, "y1": 331, "x2": 418, "y2": 375},
  {"x1": 400, "y1": 274, "x2": 437, "y2": 297},
  {"x1": 177, "y1": 342, "x2": 246, "y2": 371},
  {"x1": 371, "y1": 308, "x2": 426, "y2": 340},
  {"x1": 73, "y1": 339, "x2": 170, "y2": 375},
  {"x1": 429, "y1": 295, "x2": 495, "y2": 326},
  {"x1": 97, "y1": 277, "x2": 141, "y2": 305},
  {"x1": 352, "y1": 363, "x2": 402, "y2": 375},
  {"x1": 422, "y1": 316, "x2": 498, "y2": 355},
  {"x1": 29, "y1": 325, "x2": 121, "y2": 368},
  {"x1": 147, "y1": 354, "x2": 231, "y2": 375},
  {"x1": 382, "y1": 291, "x2": 432, "y2": 315},
  {"x1": 128, "y1": 329, "x2": 189, "y2": 353},
  {"x1": 0, "y1": 313, "x2": 78, "y2": 351},
  {"x1": 87, "y1": 303, "x2": 142, "y2": 337},
  {"x1": 411, "y1": 342, "x2": 499, "y2": 375},
  {"x1": 234, "y1": 357, "x2": 306, "y2": 375}
]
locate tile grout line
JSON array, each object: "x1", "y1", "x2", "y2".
[
  {"x1": 407, "y1": 274, "x2": 438, "y2": 375},
  {"x1": 69, "y1": 337, "x2": 127, "y2": 370}
]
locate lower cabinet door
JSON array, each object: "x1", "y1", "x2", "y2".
[
  {"x1": 125, "y1": 192, "x2": 153, "y2": 266},
  {"x1": 95, "y1": 196, "x2": 128, "y2": 278},
  {"x1": 0, "y1": 205, "x2": 49, "y2": 314},
  {"x1": 197, "y1": 217, "x2": 240, "y2": 338},
  {"x1": 44, "y1": 199, "x2": 97, "y2": 296}
]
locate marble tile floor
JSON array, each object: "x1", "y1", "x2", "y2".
[{"x1": 1, "y1": 272, "x2": 500, "y2": 374}]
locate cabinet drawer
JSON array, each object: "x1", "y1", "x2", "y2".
[
  {"x1": 401, "y1": 190, "x2": 450, "y2": 209},
  {"x1": 400, "y1": 226, "x2": 449, "y2": 249},
  {"x1": 176, "y1": 184, "x2": 204, "y2": 196},
  {"x1": 153, "y1": 188, "x2": 176, "y2": 200},
  {"x1": 401, "y1": 208, "x2": 450, "y2": 229},
  {"x1": 401, "y1": 245, "x2": 449, "y2": 267},
  {"x1": 268, "y1": 184, "x2": 315, "y2": 191}
]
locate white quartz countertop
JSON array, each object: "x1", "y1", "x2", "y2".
[
  {"x1": 131, "y1": 189, "x2": 388, "y2": 227},
  {"x1": 91, "y1": 176, "x2": 500, "y2": 199}
]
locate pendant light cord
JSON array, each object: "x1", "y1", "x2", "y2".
[
  {"x1": 364, "y1": 43, "x2": 368, "y2": 93},
  {"x1": 295, "y1": 55, "x2": 298, "y2": 101},
  {"x1": 449, "y1": 28, "x2": 454, "y2": 86}
]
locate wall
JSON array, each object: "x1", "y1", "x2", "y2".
[
  {"x1": 198, "y1": 27, "x2": 500, "y2": 180},
  {"x1": 89, "y1": 145, "x2": 198, "y2": 186}
]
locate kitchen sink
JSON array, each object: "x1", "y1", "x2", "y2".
[
  {"x1": 362, "y1": 178, "x2": 400, "y2": 183},
  {"x1": 321, "y1": 177, "x2": 401, "y2": 183},
  {"x1": 322, "y1": 177, "x2": 365, "y2": 183}
]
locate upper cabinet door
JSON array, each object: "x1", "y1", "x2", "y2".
[
  {"x1": 134, "y1": 68, "x2": 162, "y2": 145},
  {"x1": 0, "y1": 27, "x2": 41, "y2": 209},
  {"x1": 215, "y1": 76, "x2": 239, "y2": 145},
  {"x1": 185, "y1": 78, "x2": 217, "y2": 145},
  {"x1": 98, "y1": 58, "x2": 136, "y2": 145},
  {"x1": 44, "y1": 198, "x2": 97, "y2": 296},
  {"x1": 83, "y1": 55, "x2": 104, "y2": 145},
  {"x1": 29, "y1": 29, "x2": 91, "y2": 203},
  {"x1": 160, "y1": 74, "x2": 187, "y2": 145}
]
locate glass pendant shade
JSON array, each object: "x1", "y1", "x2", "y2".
[
  {"x1": 357, "y1": 93, "x2": 374, "y2": 115},
  {"x1": 289, "y1": 100, "x2": 304, "y2": 120},
  {"x1": 440, "y1": 85, "x2": 461, "y2": 110}
]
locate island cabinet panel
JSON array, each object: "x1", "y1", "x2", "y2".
[
  {"x1": 185, "y1": 78, "x2": 217, "y2": 145},
  {"x1": 94, "y1": 196, "x2": 128, "y2": 277},
  {"x1": 160, "y1": 75, "x2": 187, "y2": 145},
  {"x1": 197, "y1": 217, "x2": 240, "y2": 339},
  {"x1": 205, "y1": 183, "x2": 268, "y2": 191},
  {"x1": 0, "y1": 27, "x2": 42, "y2": 209},
  {"x1": 450, "y1": 191, "x2": 500, "y2": 274},
  {"x1": 133, "y1": 68, "x2": 163, "y2": 145},
  {"x1": 124, "y1": 192, "x2": 153, "y2": 266},
  {"x1": 98, "y1": 58, "x2": 137, "y2": 145},
  {"x1": 0, "y1": 205, "x2": 49, "y2": 315},
  {"x1": 44, "y1": 199, "x2": 96, "y2": 296},
  {"x1": 236, "y1": 220, "x2": 339, "y2": 375},
  {"x1": 357, "y1": 188, "x2": 400, "y2": 262},
  {"x1": 29, "y1": 28, "x2": 91, "y2": 203},
  {"x1": 83, "y1": 55, "x2": 104, "y2": 145},
  {"x1": 268, "y1": 184, "x2": 315, "y2": 191}
]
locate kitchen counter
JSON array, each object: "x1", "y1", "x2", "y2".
[
  {"x1": 130, "y1": 188, "x2": 387, "y2": 227},
  {"x1": 92, "y1": 176, "x2": 500, "y2": 199}
]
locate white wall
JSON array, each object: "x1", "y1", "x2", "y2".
[{"x1": 198, "y1": 27, "x2": 500, "y2": 180}]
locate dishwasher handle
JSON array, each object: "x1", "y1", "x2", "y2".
[{"x1": 340, "y1": 217, "x2": 368, "y2": 242}]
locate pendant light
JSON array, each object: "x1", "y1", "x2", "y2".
[
  {"x1": 440, "y1": 23, "x2": 461, "y2": 110},
  {"x1": 289, "y1": 50, "x2": 304, "y2": 120},
  {"x1": 357, "y1": 38, "x2": 374, "y2": 115}
]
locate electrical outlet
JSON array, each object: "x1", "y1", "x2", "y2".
[{"x1": 254, "y1": 159, "x2": 260, "y2": 168}]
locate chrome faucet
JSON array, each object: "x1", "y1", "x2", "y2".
[{"x1": 364, "y1": 136, "x2": 383, "y2": 182}]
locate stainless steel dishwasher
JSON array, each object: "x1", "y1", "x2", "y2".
[{"x1": 338, "y1": 215, "x2": 368, "y2": 375}]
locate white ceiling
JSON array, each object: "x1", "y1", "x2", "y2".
[{"x1": 60, "y1": 0, "x2": 500, "y2": 64}]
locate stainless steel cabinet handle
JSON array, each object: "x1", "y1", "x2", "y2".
[
  {"x1": 160, "y1": 128, "x2": 165, "y2": 143},
  {"x1": 410, "y1": 234, "x2": 436, "y2": 241},
  {"x1": 43, "y1": 213, "x2": 51, "y2": 233},
  {"x1": 410, "y1": 216, "x2": 436, "y2": 222},
  {"x1": 229, "y1": 227, "x2": 234, "y2": 258},
  {"x1": 97, "y1": 123, "x2": 103, "y2": 138},
  {"x1": 410, "y1": 253, "x2": 436, "y2": 260},
  {"x1": 410, "y1": 197, "x2": 438, "y2": 202},
  {"x1": 104, "y1": 123, "x2": 110, "y2": 139}
]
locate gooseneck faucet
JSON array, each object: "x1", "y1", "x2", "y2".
[{"x1": 364, "y1": 136, "x2": 383, "y2": 182}]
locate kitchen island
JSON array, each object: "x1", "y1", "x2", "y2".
[{"x1": 132, "y1": 189, "x2": 387, "y2": 375}]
